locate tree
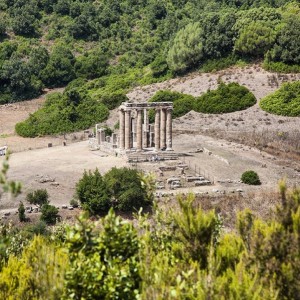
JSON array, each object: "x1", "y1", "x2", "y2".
[
  {"x1": 18, "y1": 202, "x2": 26, "y2": 222},
  {"x1": 269, "y1": 17, "x2": 300, "y2": 64},
  {"x1": 234, "y1": 21, "x2": 277, "y2": 57},
  {"x1": 40, "y1": 45, "x2": 75, "y2": 87},
  {"x1": 167, "y1": 22, "x2": 204, "y2": 73},
  {"x1": 76, "y1": 169, "x2": 110, "y2": 214},
  {"x1": 40, "y1": 204, "x2": 59, "y2": 225},
  {"x1": 104, "y1": 167, "x2": 151, "y2": 212},
  {"x1": 26, "y1": 189, "x2": 49, "y2": 207}
]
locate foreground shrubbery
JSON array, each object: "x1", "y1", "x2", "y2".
[
  {"x1": 15, "y1": 88, "x2": 109, "y2": 137},
  {"x1": 260, "y1": 81, "x2": 300, "y2": 117},
  {"x1": 0, "y1": 184, "x2": 299, "y2": 299},
  {"x1": 194, "y1": 82, "x2": 256, "y2": 114}
]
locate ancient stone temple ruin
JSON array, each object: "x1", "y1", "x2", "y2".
[
  {"x1": 118, "y1": 102, "x2": 173, "y2": 152},
  {"x1": 91, "y1": 102, "x2": 176, "y2": 161}
]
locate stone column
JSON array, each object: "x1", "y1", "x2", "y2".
[
  {"x1": 160, "y1": 108, "x2": 166, "y2": 149},
  {"x1": 143, "y1": 108, "x2": 149, "y2": 148},
  {"x1": 154, "y1": 108, "x2": 161, "y2": 151},
  {"x1": 119, "y1": 109, "x2": 125, "y2": 149},
  {"x1": 166, "y1": 108, "x2": 173, "y2": 151},
  {"x1": 125, "y1": 110, "x2": 131, "y2": 150},
  {"x1": 136, "y1": 109, "x2": 143, "y2": 151}
]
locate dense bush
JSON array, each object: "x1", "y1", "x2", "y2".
[
  {"x1": 149, "y1": 90, "x2": 196, "y2": 121},
  {"x1": 194, "y1": 82, "x2": 256, "y2": 114},
  {"x1": 76, "y1": 169, "x2": 110, "y2": 214},
  {"x1": 26, "y1": 189, "x2": 49, "y2": 207},
  {"x1": 241, "y1": 170, "x2": 261, "y2": 185},
  {"x1": 40, "y1": 204, "x2": 59, "y2": 225},
  {"x1": 99, "y1": 92, "x2": 128, "y2": 110},
  {"x1": 18, "y1": 202, "x2": 26, "y2": 222},
  {"x1": 76, "y1": 167, "x2": 153, "y2": 214},
  {"x1": 260, "y1": 81, "x2": 300, "y2": 116},
  {"x1": 64, "y1": 211, "x2": 141, "y2": 299},
  {"x1": 15, "y1": 90, "x2": 109, "y2": 137}
]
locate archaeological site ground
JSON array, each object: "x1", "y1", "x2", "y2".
[{"x1": 1, "y1": 65, "x2": 299, "y2": 228}]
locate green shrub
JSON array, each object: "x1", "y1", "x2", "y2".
[
  {"x1": 26, "y1": 189, "x2": 49, "y2": 207},
  {"x1": 76, "y1": 169, "x2": 110, "y2": 215},
  {"x1": 149, "y1": 90, "x2": 196, "y2": 122},
  {"x1": 260, "y1": 81, "x2": 300, "y2": 116},
  {"x1": 241, "y1": 170, "x2": 261, "y2": 185},
  {"x1": 200, "y1": 54, "x2": 239, "y2": 73},
  {"x1": 194, "y1": 82, "x2": 256, "y2": 114},
  {"x1": 76, "y1": 167, "x2": 152, "y2": 214},
  {"x1": 40, "y1": 204, "x2": 59, "y2": 225},
  {"x1": 99, "y1": 92, "x2": 128, "y2": 110},
  {"x1": 18, "y1": 202, "x2": 26, "y2": 222},
  {"x1": 15, "y1": 90, "x2": 109, "y2": 137},
  {"x1": 64, "y1": 211, "x2": 141, "y2": 299}
]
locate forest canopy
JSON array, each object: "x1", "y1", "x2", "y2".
[{"x1": 0, "y1": 0, "x2": 299, "y2": 104}]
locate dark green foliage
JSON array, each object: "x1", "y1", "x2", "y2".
[
  {"x1": 0, "y1": 0, "x2": 298, "y2": 104},
  {"x1": 99, "y1": 92, "x2": 128, "y2": 110},
  {"x1": 194, "y1": 82, "x2": 256, "y2": 114},
  {"x1": 103, "y1": 167, "x2": 151, "y2": 212},
  {"x1": 167, "y1": 22, "x2": 204, "y2": 73},
  {"x1": 15, "y1": 89, "x2": 109, "y2": 137},
  {"x1": 18, "y1": 202, "x2": 26, "y2": 222},
  {"x1": 0, "y1": 15, "x2": 7, "y2": 36},
  {"x1": 76, "y1": 167, "x2": 151, "y2": 214},
  {"x1": 268, "y1": 17, "x2": 300, "y2": 65},
  {"x1": 10, "y1": 0, "x2": 40, "y2": 36},
  {"x1": 241, "y1": 170, "x2": 261, "y2": 185},
  {"x1": 40, "y1": 44, "x2": 75, "y2": 87},
  {"x1": 260, "y1": 81, "x2": 300, "y2": 116},
  {"x1": 149, "y1": 90, "x2": 196, "y2": 120},
  {"x1": 74, "y1": 51, "x2": 108, "y2": 80},
  {"x1": 40, "y1": 204, "x2": 59, "y2": 225},
  {"x1": 76, "y1": 169, "x2": 110, "y2": 214},
  {"x1": 200, "y1": 54, "x2": 239, "y2": 72},
  {"x1": 26, "y1": 189, "x2": 49, "y2": 207},
  {"x1": 64, "y1": 210, "x2": 141, "y2": 299}
]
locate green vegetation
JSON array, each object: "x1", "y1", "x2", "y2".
[
  {"x1": 194, "y1": 82, "x2": 256, "y2": 114},
  {"x1": 149, "y1": 90, "x2": 195, "y2": 121},
  {"x1": 241, "y1": 170, "x2": 261, "y2": 185},
  {"x1": 260, "y1": 81, "x2": 300, "y2": 116},
  {"x1": 15, "y1": 88, "x2": 109, "y2": 137},
  {"x1": 40, "y1": 204, "x2": 59, "y2": 225},
  {"x1": 18, "y1": 202, "x2": 26, "y2": 222},
  {"x1": 0, "y1": 184, "x2": 300, "y2": 299},
  {"x1": 26, "y1": 189, "x2": 49, "y2": 207},
  {"x1": 76, "y1": 167, "x2": 153, "y2": 214},
  {"x1": 0, "y1": 0, "x2": 298, "y2": 107}
]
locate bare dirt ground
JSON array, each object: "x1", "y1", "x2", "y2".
[
  {"x1": 1, "y1": 64, "x2": 300, "y2": 225},
  {"x1": 0, "y1": 142, "x2": 126, "y2": 211}
]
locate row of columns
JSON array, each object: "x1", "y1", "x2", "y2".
[{"x1": 119, "y1": 107, "x2": 172, "y2": 151}]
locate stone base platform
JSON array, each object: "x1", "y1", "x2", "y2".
[{"x1": 127, "y1": 151, "x2": 178, "y2": 163}]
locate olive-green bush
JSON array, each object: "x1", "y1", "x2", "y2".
[
  {"x1": 260, "y1": 81, "x2": 300, "y2": 116},
  {"x1": 241, "y1": 170, "x2": 261, "y2": 185},
  {"x1": 194, "y1": 82, "x2": 256, "y2": 114},
  {"x1": 149, "y1": 90, "x2": 195, "y2": 121}
]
